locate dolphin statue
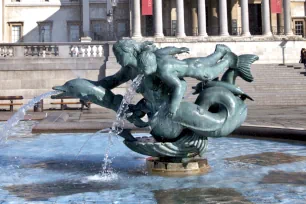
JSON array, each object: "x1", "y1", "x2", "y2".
[{"x1": 52, "y1": 52, "x2": 259, "y2": 158}]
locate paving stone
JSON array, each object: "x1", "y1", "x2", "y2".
[
  {"x1": 0, "y1": 112, "x2": 47, "y2": 121},
  {"x1": 225, "y1": 152, "x2": 306, "y2": 166},
  {"x1": 261, "y1": 171, "x2": 306, "y2": 185},
  {"x1": 40, "y1": 112, "x2": 69, "y2": 123},
  {"x1": 4, "y1": 179, "x2": 123, "y2": 201},
  {"x1": 153, "y1": 188, "x2": 252, "y2": 204}
]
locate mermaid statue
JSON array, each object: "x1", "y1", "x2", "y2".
[{"x1": 52, "y1": 40, "x2": 259, "y2": 162}]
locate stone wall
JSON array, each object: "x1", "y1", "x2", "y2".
[
  {"x1": 4, "y1": 2, "x2": 81, "y2": 42},
  {"x1": 0, "y1": 57, "x2": 107, "y2": 109},
  {"x1": 150, "y1": 36, "x2": 306, "y2": 64}
]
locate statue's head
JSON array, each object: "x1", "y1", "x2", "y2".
[
  {"x1": 113, "y1": 40, "x2": 156, "y2": 69},
  {"x1": 138, "y1": 50, "x2": 157, "y2": 76}
]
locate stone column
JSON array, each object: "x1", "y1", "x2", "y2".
[
  {"x1": 198, "y1": 0, "x2": 207, "y2": 36},
  {"x1": 240, "y1": 0, "x2": 251, "y2": 36},
  {"x1": 219, "y1": 0, "x2": 229, "y2": 36},
  {"x1": 154, "y1": 0, "x2": 164, "y2": 37},
  {"x1": 283, "y1": 0, "x2": 293, "y2": 35},
  {"x1": 191, "y1": 1, "x2": 198, "y2": 36},
  {"x1": 262, "y1": 0, "x2": 272, "y2": 36},
  {"x1": 210, "y1": 0, "x2": 219, "y2": 35},
  {"x1": 176, "y1": 0, "x2": 186, "y2": 37},
  {"x1": 132, "y1": 0, "x2": 142, "y2": 38},
  {"x1": 82, "y1": 0, "x2": 91, "y2": 39}
]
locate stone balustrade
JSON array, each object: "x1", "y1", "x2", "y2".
[
  {"x1": 0, "y1": 42, "x2": 107, "y2": 58},
  {"x1": 0, "y1": 46, "x2": 14, "y2": 57},
  {"x1": 24, "y1": 45, "x2": 59, "y2": 57},
  {"x1": 70, "y1": 45, "x2": 104, "y2": 57}
]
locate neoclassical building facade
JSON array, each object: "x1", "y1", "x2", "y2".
[{"x1": 1, "y1": 0, "x2": 306, "y2": 43}]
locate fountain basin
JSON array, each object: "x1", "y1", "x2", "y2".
[{"x1": 1, "y1": 121, "x2": 306, "y2": 203}]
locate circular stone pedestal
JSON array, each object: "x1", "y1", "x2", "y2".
[{"x1": 146, "y1": 157, "x2": 210, "y2": 176}]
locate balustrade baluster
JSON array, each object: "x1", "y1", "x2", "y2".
[
  {"x1": 30, "y1": 46, "x2": 35, "y2": 56},
  {"x1": 8, "y1": 47, "x2": 14, "y2": 57},
  {"x1": 98, "y1": 45, "x2": 103, "y2": 57},
  {"x1": 92, "y1": 45, "x2": 97, "y2": 57},
  {"x1": 37, "y1": 46, "x2": 42, "y2": 56},
  {"x1": 75, "y1": 46, "x2": 79, "y2": 57},
  {"x1": 87, "y1": 45, "x2": 92, "y2": 57},
  {"x1": 24, "y1": 46, "x2": 29, "y2": 56},
  {"x1": 54, "y1": 46, "x2": 59, "y2": 56},
  {"x1": 81, "y1": 46, "x2": 86, "y2": 57},
  {"x1": 3, "y1": 46, "x2": 7, "y2": 57}
]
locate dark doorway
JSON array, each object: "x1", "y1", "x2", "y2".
[
  {"x1": 145, "y1": 16, "x2": 154, "y2": 36},
  {"x1": 249, "y1": 4, "x2": 262, "y2": 35}
]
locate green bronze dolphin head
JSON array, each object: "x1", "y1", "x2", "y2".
[
  {"x1": 51, "y1": 78, "x2": 105, "y2": 100},
  {"x1": 52, "y1": 78, "x2": 122, "y2": 112}
]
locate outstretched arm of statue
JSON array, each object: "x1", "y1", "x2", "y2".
[
  {"x1": 155, "y1": 47, "x2": 190, "y2": 56},
  {"x1": 96, "y1": 66, "x2": 131, "y2": 90}
]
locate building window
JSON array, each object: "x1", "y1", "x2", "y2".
[
  {"x1": 91, "y1": 20, "x2": 108, "y2": 41},
  {"x1": 68, "y1": 23, "x2": 80, "y2": 42},
  {"x1": 8, "y1": 22, "x2": 23, "y2": 43},
  {"x1": 38, "y1": 22, "x2": 52, "y2": 42},
  {"x1": 117, "y1": 22, "x2": 126, "y2": 37},
  {"x1": 12, "y1": 25, "x2": 21, "y2": 43},
  {"x1": 295, "y1": 21, "x2": 304, "y2": 37},
  {"x1": 115, "y1": 20, "x2": 129, "y2": 39}
]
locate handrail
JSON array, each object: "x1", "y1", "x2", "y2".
[{"x1": 0, "y1": 42, "x2": 108, "y2": 46}]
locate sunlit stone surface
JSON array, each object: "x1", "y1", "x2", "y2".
[
  {"x1": 153, "y1": 188, "x2": 252, "y2": 204},
  {"x1": 261, "y1": 171, "x2": 306, "y2": 185},
  {"x1": 225, "y1": 152, "x2": 306, "y2": 166}
]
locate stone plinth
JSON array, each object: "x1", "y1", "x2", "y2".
[{"x1": 146, "y1": 157, "x2": 210, "y2": 176}]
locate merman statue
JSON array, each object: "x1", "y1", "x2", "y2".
[{"x1": 52, "y1": 39, "x2": 259, "y2": 162}]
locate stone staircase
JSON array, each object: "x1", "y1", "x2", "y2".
[
  {"x1": 184, "y1": 63, "x2": 306, "y2": 106},
  {"x1": 1, "y1": 62, "x2": 306, "y2": 111}
]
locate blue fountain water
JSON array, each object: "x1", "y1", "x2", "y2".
[
  {"x1": 0, "y1": 90, "x2": 61, "y2": 144},
  {"x1": 1, "y1": 121, "x2": 306, "y2": 203}
]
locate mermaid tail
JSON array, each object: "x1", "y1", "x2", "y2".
[
  {"x1": 221, "y1": 53, "x2": 259, "y2": 85},
  {"x1": 235, "y1": 54, "x2": 259, "y2": 82}
]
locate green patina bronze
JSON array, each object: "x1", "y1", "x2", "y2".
[{"x1": 52, "y1": 39, "x2": 259, "y2": 161}]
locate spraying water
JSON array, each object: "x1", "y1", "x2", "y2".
[
  {"x1": 0, "y1": 90, "x2": 61, "y2": 144},
  {"x1": 100, "y1": 74, "x2": 144, "y2": 178},
  {"x1": 110, "y1": 74, "x2": 144, "y2": 135}
]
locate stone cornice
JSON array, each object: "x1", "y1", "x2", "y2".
[
  {"x1": 5, "y1": 2, "x2": 80, "y2": 7},
  {"x1": 124, "y1": 35, "x2": 306, "y2": 43}
]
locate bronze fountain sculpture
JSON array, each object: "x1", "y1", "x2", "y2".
[{"x1": 52, "y1": 40, "x2": 258, "y2": 170}]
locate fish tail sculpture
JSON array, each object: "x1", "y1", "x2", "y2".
[
  {"x1": 171, "y1": 52, "x2": 259, "y2": 138},
  {"x1": 222, "y1": 54, "x2": 259, "y2": 84}
]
